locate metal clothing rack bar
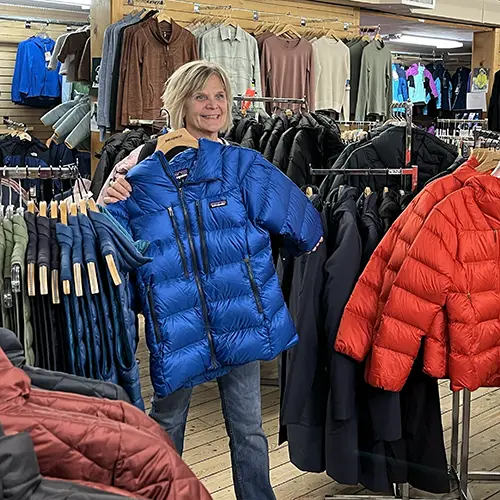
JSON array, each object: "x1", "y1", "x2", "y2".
[
  {"x1": 233, "y1": 95, "x2": 308, "y2": 105},
  {"x1": 0, "y1": 166, "x2": 79, "y2": 180},
  {"x1": 437, "y1": 118, "x2": 487, "y2": 124},
  {"x1": 0, "y1": 14, "x2": 87, "y2": 27}
]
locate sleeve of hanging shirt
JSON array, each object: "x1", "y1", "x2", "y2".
[
  {"x1": 48, "y1": 34, "x2": 67, "y2": 71},
  {"x1": 307, "y1": 42, "x2": 316, "y2": 112},
  {"x1": 355, "y1": 46, "x2": 369, "y2": 120},
  {"x1": 425, "y1": 68, "x2": 439, "y2": 98},
  {"x1": 11, "y1": 40, "x2": 27, "y2": 103},
  {"x1": 385, "y1": 51, "x2": 393, "y2": 118},
  {"x1": 97, "y1": 24, "x2": 115, "y2": 132},
  {"x1": 123, "y1": 32, "x2": 143, "y2": 124}
]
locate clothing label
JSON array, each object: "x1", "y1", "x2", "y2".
[
  {"x1": 210, "y1": 200, "x2": 227, "y2": 209},
  {"x1": 174, "y1": 169, "x2": 188, "y2": 180},
  {"x1": 45, "y1": 51, "x2": 51, "y2": 62}
]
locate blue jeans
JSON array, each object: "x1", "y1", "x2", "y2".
[{"x1": 150, "y1": 361, "x2": 275, "y2": 500}]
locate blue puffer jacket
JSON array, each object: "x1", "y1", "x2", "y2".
[{"x1": 107, "y1": 139, "x2": 323, "y2": 397}]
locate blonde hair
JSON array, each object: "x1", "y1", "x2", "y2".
[{"x1": 161, "y1": 61, "x2": 233, "y2": 133}]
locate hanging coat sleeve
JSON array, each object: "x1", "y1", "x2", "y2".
[
  {"x1": 50, "y1": 201, "x2": 60, "y2": 304},
  {"x1": 38, "y1": 202, "x2": 49, "y2": 296},
  {"x1": 59, "y1": 202, "x2": 71, "y2": 296},
  {"x1": 69, "y1": 203, "x2": 83, "y2": 297},
  {"x1": 79, "y1": 200, "x2": 99, "y2": 294}
]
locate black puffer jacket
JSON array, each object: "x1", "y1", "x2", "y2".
[
  {"x1": 263, "y1": 115, "x2": 290, "y2": 161},
  {"x1": 321, "y1": 126, "x2": 457, "y2": 197},
  {"x1": 286, "y1": 113, "x2": 344, "y2": 188},
  {"x1": 0, "y1": 328, "x2": 130, "y2": 402},
  {"x1": 273, "y1": 126, "x2": 300, "y2": 173},
  {"x1": 90, "y1": 129, "x2": 148, "y2": 200},
  {"x1": 226, "y1": 118, "x2": 263, "y2": 150},
  {"x1": 0, "y1": 425, "x2": 131, "y2": 499}
]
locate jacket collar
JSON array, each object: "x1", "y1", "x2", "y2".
[
  {"x1": 156, "y1": 138, "x2": 224, "y2": 186},
  {"x1": 452, "y1": 157, "x2": 479, "y2": 184},
  {"x1": 220, "y1": 25, "x2": 244, "y2": 42},
  {"x1": 467, "y1": 174, "x2": 500, "y2": 225}
]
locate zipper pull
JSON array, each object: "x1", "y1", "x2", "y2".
[{"x1": 168, "y1": 206, "x2": 174, "y2": 216}]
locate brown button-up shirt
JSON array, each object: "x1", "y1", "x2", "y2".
[{"x1": 118, "y1": 19, "x2": 198, "y2": 126}]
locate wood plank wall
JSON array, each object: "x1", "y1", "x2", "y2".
[
  {"x1": 0, "y1": 5, "x2": 87, "y2": 141},
  {"x1": 113, "y1": 0, "x2": 360, "y2": 44}
]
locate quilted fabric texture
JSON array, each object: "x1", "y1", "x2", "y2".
[
  {"x1": 0, "y1": 347, "x2": 212, "y2": 499},
  {"x1": 341, "y1": 173, "x2": 500, "y2": 392},
  {"x1": 335, "y1": 158, "x2": 480, "y2": 382},
  {"x1": 106, "y1": 139, "x2": 323, "y2": 397}
]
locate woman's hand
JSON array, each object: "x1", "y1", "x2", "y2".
[{"x1": 102, "y1": 175, "x2": 132, "y2": 205}]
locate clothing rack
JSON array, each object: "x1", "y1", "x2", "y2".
[
  {"x1": 312, "y1": 102, "x2": 418, "y2": 192},
  {"x1": 0, "y1": 14, "x2": 87, "y2": 27},
  {"x1": 233, "y1": 95, "x2": 308, "y2": 106},
  {"x1": 0, "y1": 166, "x2": 79, "y2": 180}
]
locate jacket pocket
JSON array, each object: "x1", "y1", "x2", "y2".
[
  {"x1": 147, "y1": 285, "x2": 162, "y2": 344},
  {"x1": 168, "y1": 207, "x2": 189, "y2": 278},
  {"x1": 244, "y1": 258, "x2": 263, "y2": 314},
  {"x1": 195, "y1": 201, "x2": 210, "y2": 274}
]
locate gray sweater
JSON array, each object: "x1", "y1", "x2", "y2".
[{"x1": 355, "y1": 39, "x2": 393, "y2": 120}]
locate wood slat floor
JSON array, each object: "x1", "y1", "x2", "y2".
[{"x1": 136, "y1": 334, "x2": 500, "y2": 500}]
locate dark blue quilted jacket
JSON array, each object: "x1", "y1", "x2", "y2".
[{"x1": 107, "y1": 139, "x2": 323, "y2": 397}]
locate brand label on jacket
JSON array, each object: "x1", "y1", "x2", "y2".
[{"x1": 210, "y1": 200, "x2": 227, "y2": 209}]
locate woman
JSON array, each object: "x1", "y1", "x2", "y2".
[{"x1": 103, "y1": 61, "x2": 323, "y2": 500}]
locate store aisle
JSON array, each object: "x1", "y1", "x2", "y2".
[{"x1": 136, "y1": 322, "x2": 500, "y2": 500}]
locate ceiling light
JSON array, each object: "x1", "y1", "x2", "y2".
[{"x1": 389, "y1": 34, "x2": 463, "y2": 49}]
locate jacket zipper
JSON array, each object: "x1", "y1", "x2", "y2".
[
  {"x1": 195, "y1": 200, "x2": 210, "y2": 275},
  {"x1": 147, "y1": 285, "x2": 162, "y2": 344},
  {"x1": 168, "y1": 206, "x2": 189, "y2": 279},
  {"x1": 179, "y1": 187, "x2": 217, "y2": 369},
  {"x1": 244, "y1": 258, "x2": 264, "y2": 314}
]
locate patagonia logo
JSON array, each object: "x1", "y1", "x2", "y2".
[
  {"x1": 174, "y1": 169, "x2": 189, "y2": 180},
  {"x1": 210, "y1": 200, "x2": 227, "y2": 209}
]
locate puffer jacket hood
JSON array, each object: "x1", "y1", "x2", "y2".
[
  {"x1": 106, "y1": 139, "x2": 323, "y2": 398},
  {"x1": 0, "y1": 347, "x2": 212, "y2": 499},
  {"x1": 336, "y1": 164, "x2": 500, "y2": 393}
]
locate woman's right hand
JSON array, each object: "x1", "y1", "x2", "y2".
[{"x1": 102, "y1": 175, "x2": 132, "y2": 204}]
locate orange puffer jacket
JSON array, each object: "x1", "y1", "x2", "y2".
[
  {"x1": 340, "y1": 174, "x2": 500, "y2": 392},
  {"x1": 335, "y1": 158, "x2": 480, "y2": 381},
  {"x1": 0, "y1": 347, "x2": 212, "y2": 500}
]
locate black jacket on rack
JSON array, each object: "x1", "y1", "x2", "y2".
[
  {"x1": 489, "y1": 70, "x2": 500, "y2": 132},
  {"x1": 285, "y1": 113, "x2": 344, "y2": 188},
  {"x1": 226, "y1": 117, "x2": 263, "y2": 150},
  {"x1": 322, "y1": 126, "x2": 457, "y2": 196}
]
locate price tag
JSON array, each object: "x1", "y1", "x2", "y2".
[{"x1": 45, "y1": 51, "x2": 51, "y2": 62}]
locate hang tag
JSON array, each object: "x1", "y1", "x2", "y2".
[
  {"x1": 174, "y1": 168, "x2": 188, "y2": 181},
  {"x1": 45, "y1": 51, "x2": 52, "y2": 62}
]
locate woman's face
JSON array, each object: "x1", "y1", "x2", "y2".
[{"x1": 184, "y1": 74, "x2": 227, "y2": 139}]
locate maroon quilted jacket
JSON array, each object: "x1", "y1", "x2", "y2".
[{"x1": 0, "y1": 347, "x2": 211, "y2": 499}]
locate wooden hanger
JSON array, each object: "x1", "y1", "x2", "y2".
[
  {"x1": 50, "y1": 201, "x2": 60, "y2": 304},
  {"x1": 79, "y1": 199, "x2": 99, "y2": 294},
  {"x1": 69, "y1": 202, "x2": 83, "y2": 297},
  {"x1": 276, "y1": 24, "x2": 301, "y2": 39},
  {"x1": 38, "y1": 201, "x2": 49, "y2": 296},
  {"x1": 86, "y1": 198, "x2": 122, "y2": 287},
  {"x1": 474, "y1": 148, "x2": 500, "y2": 174},
  {"x1": 155, "y1": 127, "x2": 199, "y2": 154}
]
